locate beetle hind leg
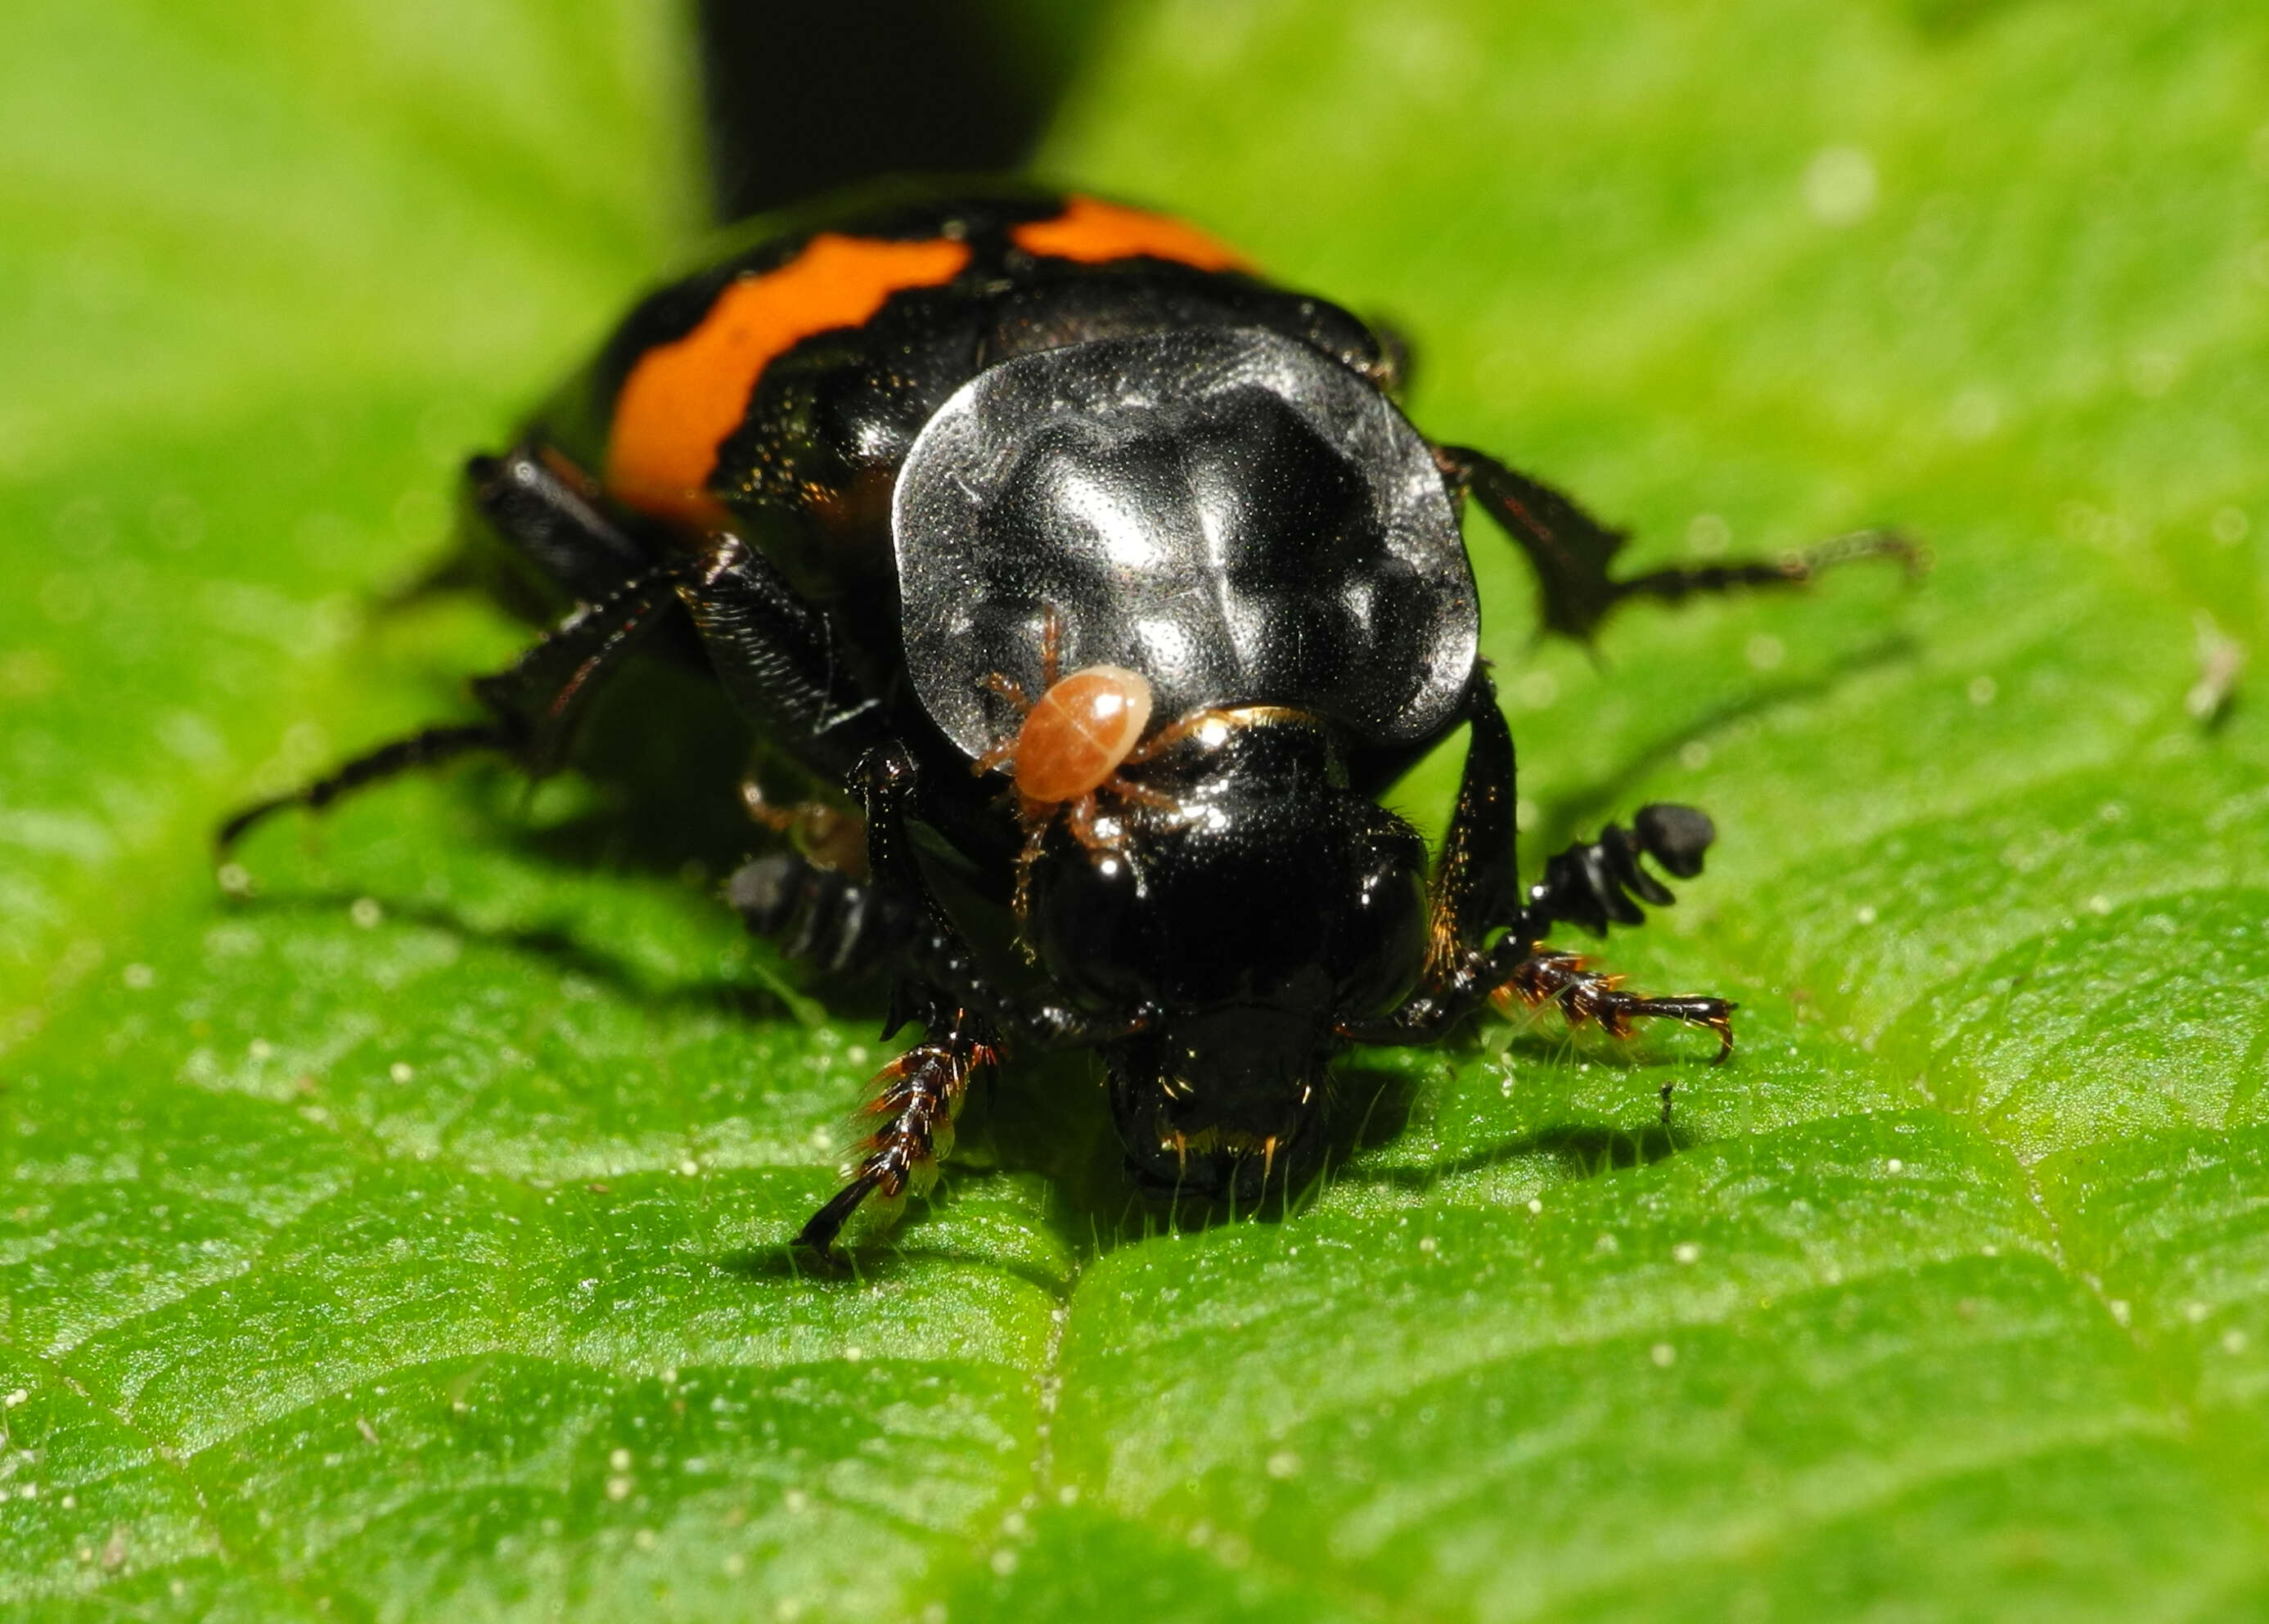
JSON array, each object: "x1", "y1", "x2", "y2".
[
  {"x1": 467, "y1": 438, "x2": 655, "y2": 605},
  {"x1": 1442, "y1": 444, "x2": 1922, "y2": 643},
  {"x1": 1607, "y1": 527, "x2": 1924, "y2": 621},
  {"x1": 216, "y1": 722, "x2": 515, "y2": 850},
  {"x1": 217, "y1": 565, "x2": 687, "y2": 852}
]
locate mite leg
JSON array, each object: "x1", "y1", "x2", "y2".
[
  {"x1": 1038, "y1": 604, "x2": 1065, "y2": 688},
  {"x1": 218, "y1": 564, "x2": 687, "y2": 849},
  {"x1": 1439, "y1": 445, "x2": 1921, "y2": 644},
  {"x1": 1343, "y1": 673, "x2": 1736, "y2": 1072},
  {"x1": 467, "y1": 438, "x2": 655, "y2": 605},
  {"x1": 795, "y1": 1004, "x2": 997, "y2": 1256},
  {"x1": 1122, "y1": 706, "x2": 1253, "y2": 765}
]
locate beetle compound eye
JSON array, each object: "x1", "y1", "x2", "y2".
[
  {"x1": 1330, "y1": 818, "x2": 1430, "y2": 1018},
  {"x1": 1012, "y1": 665, "x2": 1154, "y2": 804}
]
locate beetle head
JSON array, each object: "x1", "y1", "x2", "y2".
[{"x1": 1022, "y1": 716, "x2": 1428, "y2": 1195}]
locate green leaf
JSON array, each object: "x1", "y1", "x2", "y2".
[{"x1": 7, "y1": 0, "x2": 2269, "y2": 1618}]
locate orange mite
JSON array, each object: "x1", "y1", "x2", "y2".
[
  {"x1": 1011, "y1": 665, "x2": 1154, "y2": 806},
  {"x1": 975, "y1": 659, "x2": 1193, "y2": 904}
]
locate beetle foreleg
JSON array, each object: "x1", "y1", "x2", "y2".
[
  {"x1": 1524, "y1": 803, "x2": 1717, "y2": 937},
  {"x1": 1340, "y1": 673, "x2": 1737, "y2": 1083},
  {"x1": 854, "y1": 744, "x2": 1155, "y2": 1049},
  {"x1": 1491, "y1": 950, "x2": 1736, "y2": 1118},
  {"x1": 1338, "y1": 673, "x2": 1519, "y2": 1041},
  {"x1": 796, "y1": 1006, "x2": 997, "y2": 1257}
]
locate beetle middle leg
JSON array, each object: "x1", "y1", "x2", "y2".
[
  {"x1": 219, "y1": 563, "x2": 688, "y2": 848},
  {"x1": 226, "y1": 524, "x2": 892, "y2": 888},
  {"x1": 1440, "y1": 445, "x2": 1921, "y2": 644},
  {"x1": 467, "y1": 438, "x2": 656, "y2": 605}
]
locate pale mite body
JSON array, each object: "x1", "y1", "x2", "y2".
[{"x1": 1010, "y1": 664, "x2": 1154, "y2": 807}]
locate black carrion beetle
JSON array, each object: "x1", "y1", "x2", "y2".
[{"x1": 222, "y1": 186, "x2": 1915, "y2": 1254}]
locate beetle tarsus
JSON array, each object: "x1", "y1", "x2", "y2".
[
  {"x1": 216, "y1": 721, "x2": 515, "y2": 852},
  {"x1": 795, "y1": 1173, "x2": 884, "y2": 1258},
  {"x1": 1492, "y1": 948, "x2": 1736, "y2": 1065},
  {"x1": 1609, "y1": 525, "x2": 1925, "y2": 610},
  {"x1": 795, "y1": 1008, "x2": 996, "y2": 1257}
]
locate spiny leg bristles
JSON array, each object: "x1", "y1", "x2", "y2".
[{"x1": 794, "y1": 1020, "x2": 995, "y2": 1257}]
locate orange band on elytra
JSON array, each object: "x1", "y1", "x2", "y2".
[
  {"x1": 1011, "y1": 196, "x2": 1253, "y2": 273},
  {"x1": 606, "y1": 233, "x2": 971, "y2": 526}
]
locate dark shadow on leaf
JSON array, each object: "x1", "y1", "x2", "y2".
[
  {"x1": 1340, "y1": 1118, "x2": 1692, "y2": 1193},
  {"x1": 718, "y1": 1240, "x2": 1069, "y2": 1298},
  {"x1": 508, "y1": 657, "x2": 773, "y2": 883},
  {"x1": 1092, "y1": 1055, "x2": 1695, "y2": 1236},
  {"x1": 1900, "y1": 0, "x2": 2038, "y2": 42},
  {"x1": 220, "y1": 887, "x2": 892, "y2": 1028},
  {"x1": 1039, "y1": 1049, "x2": 1696, "y2": 1249},
  {"x1": 229, "y1": 605, "x2": 1848, "y2": 1264},
  {"x1": 1535, "y1": 632, "x2": 1920, "y2": 854}
]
